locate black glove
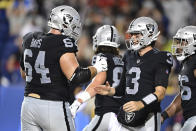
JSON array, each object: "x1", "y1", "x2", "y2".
[{"x1": 161, "y1": 111, "x2": 169, "y2": 123}]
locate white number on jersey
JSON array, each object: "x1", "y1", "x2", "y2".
[
  {"x1": 112, "y1": 67, "x2": 123, "y2": 87},
  {"x1": 126, "y1": 67, "x2": 141, "y2": 95},
  {"x1": 179, "y1": 75, "x2": 191, "y2": 100},
  {"x1": 24, "y1": 49, "x2": 51, "y2": 84},
  {"x1": 24, "y1": 49, "x2": 33, "y2": 82},
  {"x1": 63, "y1": 38, "x2": 74, "y2": 47},
  {"x1": 166, "y1": 52, "x2": 173, "y2": 65}
]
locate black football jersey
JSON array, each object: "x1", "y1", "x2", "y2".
[
  {"x1": 92, "y1": 53, "x2": 124, "y2": 115},
  {"x1": 20, "y1": 32, "x2": 78, "y2": 101},
  {"x1": 115, "y1": 48, "x2": 173, "y2": 113},
  {"x1": 179, "y1": 54, "x2": 196, "y2": 120}
]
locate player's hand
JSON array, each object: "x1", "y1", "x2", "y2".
[
  {"x1": 94, "y1": 81, "x2": 113, "y2": 95},
  {"x1": 93, "y1": 56, "x2": 108, "y2": 73},
  {"x1": 161, "y1": 111, "x2": 169, "y2": 124},
  {"x1": 123, "y1": 101, "x2": 144, "y2": 112},
  {"x1": 69, "y1": 100, "x2": 81, "y2": 118},
  {"x1": 161, "y1": 116, "x2": 164, "y2": 124}
]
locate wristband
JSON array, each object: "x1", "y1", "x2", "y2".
[
  {"x1": 78, "y1": 91, "x2": 91, "y2": 103},
  {"x1": 141, "y1": 93, "x2": 158, "y2": 106},
  {"x1": 161, "y1": 111, "x2": 169, "y2": 121}
]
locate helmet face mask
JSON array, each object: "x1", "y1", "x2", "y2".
[
  {"x1": 92, "y1": 35, "x2": 98, "y2": 51},
  {"x1": 48, "y1": 5, "x2": 82, "y2": 41},
  {"x1": 125, "y1": 17, "x2": 160, "y2": 51},
  {"x1": 172, "y1": 38, "x2": 188, "y2": 55},
  {"x1": 93, "y1": 25, "x2": 120, "y2": 51},
  {"x1": 125, "y1": 32, "x2": 144, "y2": 51},
  {"x1": 172, "y1": 26, "x2": 196, "y2": 61}
]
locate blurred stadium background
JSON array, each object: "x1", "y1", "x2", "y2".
[{"x1": 1, "y1": 0, "x2": 196, "y2": 131}]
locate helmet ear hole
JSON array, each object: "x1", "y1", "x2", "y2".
[{"x1": 53, "y1": 16, "x2": 58, "y2": 21}]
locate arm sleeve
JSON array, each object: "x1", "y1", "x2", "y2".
[{"x1": 69, "y1": 67, "x2": 91, "y2": 87}]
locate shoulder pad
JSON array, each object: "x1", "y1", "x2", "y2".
[
  {"x1": 191, "y1": 54, "x2": 196, "y2": 60},
  {"x1": 22, "y1": 32, "x2": 32, "y2": 41},
  {"x1": 157, "y1": 51, "x2": 173, "y2": 67},
  {"x1": 54, "y1": 36, "x2": 78, "y2": 59},
  {"x1": 22, "y1": 32, "x2": 33, "y2": 48},
  {"x1": 63, "y1": 37, "x2": 76, "y2": 47},
  {"x1": 58, "y1": 36, "x2": 78, "y2": 53}
]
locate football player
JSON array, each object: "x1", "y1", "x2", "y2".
[
  {"x1": 95, "y1": 17, "x2": 173, "y2": 131},
  {"x1": 70, "y1": 25, "x2": 124, "y2": 131},
  {"x1": 161, "y1": 26, "x2": 196, "y2": 131},
  {"x1": 19, "y1": 5, "x2": 107, "y2": 131}
]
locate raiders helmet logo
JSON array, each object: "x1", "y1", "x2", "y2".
[
  {"x1": 125, "y1": 112, "x2": 135, "y2": 123},
  {"x1": 63, "y1": 14, "x2": 73, "y2": 25},
  {"x1": 146, "y1": 24, "x2": 154, "y2": 34}
]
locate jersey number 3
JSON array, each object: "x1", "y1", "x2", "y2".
[
  {"x1": 126, "y1": 67, "x2": 141, "y2": 95},
  {"x1": 24, "y1": 49, "x2": 51, "y2": 84}
]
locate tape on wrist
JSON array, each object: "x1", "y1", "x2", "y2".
[
  {"x1": 78, "y1": 91, "x2": 91, "y2": 103},
  {"x1": 141, "y1": 93, "x2": 158, "y2": 106},
  {"x1": 161, "y1": 111, "x2": 169, "y2": 121}
]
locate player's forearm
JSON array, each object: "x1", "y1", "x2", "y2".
[
  {"x1": 140, "y1": 86, "x2": 165, "y2": 107},
  {"x1": 85, "y1": 84, "x2": 97, "y2": 98},
  {"x1": 165, "y1": 94, "x2": 182, "y2": 117},
  {"x1": 77, "y1": 86, "x2": 97, "y2": 103},
  {"x1": 77, "y1": 83, "x2": 96, "y2": 103},
  {"x1": 88, "y1": 66, "x2": 97, "y2": 79},
  {"x1": 78, "y1": 71, "x2": 107, "y2": 103},
  {"x1": 154, "y1": 86, "x2": 166, "y2": 102},
  {"x1": 68, "y1": 67, "x2": 91, "y2": 86}
]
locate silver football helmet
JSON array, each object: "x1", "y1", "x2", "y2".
[
  {"x1": 172, "y1": 26, "x2": 196, "y2": 61},
  {"x1": 48, "y1": 5, "x2": 82, "y2": 41},
  {"x1": 93, "y1": 25, "x2": 120, "y2": 51},
  {"x1": 125, "y1": 17, "x2": 160, "y2": 51}
]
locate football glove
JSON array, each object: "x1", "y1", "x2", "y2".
[
  {"x1": 93, "y1": 56, "x2": 108, "y2": 73},
  {"x1": 70, "y1": 100, "x2": 81, "y2": 118}
]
